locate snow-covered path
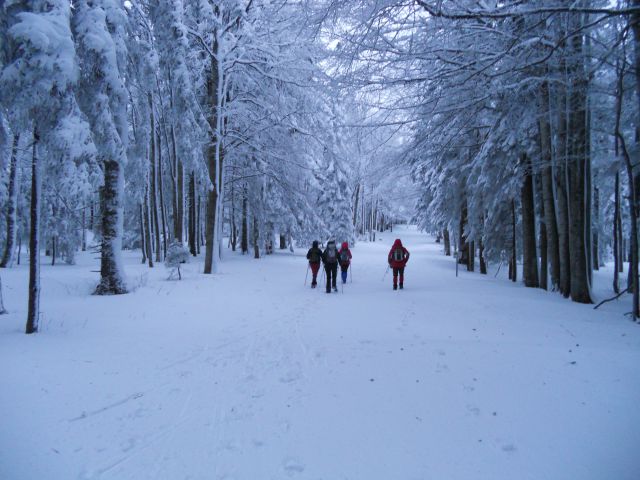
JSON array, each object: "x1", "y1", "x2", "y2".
[{"x1": 1, "y1": 226, "x2": 639, "y2": 480}]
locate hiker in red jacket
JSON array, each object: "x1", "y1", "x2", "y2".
[
  {"x1": 388, "y1": 239, "x2": 410, "y2": 290},
  {"x1": 338, "y1": 241, "x2": 352, "y2": 284},
  {"x1": 306, "y1": 240, "x2": 322, "y2": 288}
]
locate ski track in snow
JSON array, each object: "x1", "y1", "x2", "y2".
[{"x1": 1, "y1": 226, "x2": 640, "y2": 480}]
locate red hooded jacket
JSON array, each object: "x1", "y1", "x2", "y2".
[
  {"x1": 338, "y1": 242, "x2": 352, "y2": 267},
  {"x1": 388, "y1": 239, "x2": 409, "y2": 268}
]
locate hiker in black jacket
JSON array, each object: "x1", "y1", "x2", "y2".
[
  {"x1": 322, "y1": 240, "x2": 339, "y2": 293},
  {"x1": 306, "y1": 240, "x2": 323, "y2": 288}
]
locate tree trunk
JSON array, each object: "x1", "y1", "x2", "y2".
[
  {"x1": 1, "y1": 133, "x2": 20, "y2": 268},
  {"x1": 479, "y1": 237, "x2": 487, "y2": 274},
  {"x1": 443, "y1": 228, "x2": 451, "y2": 256},
  {"x1": 204, "y1": 187, "x2": 218, "y2": 273},
  {"x1": 189, "y1": 172, "x2": 197, "y2": 256},
  {"x1": 593, "y1": 182, "x2": 600, "y2": 271},
  {"x1": 177, "y1": 163, "x2": 185, "y2": 244},
  {"x1": 241, "y1": 186, "x2": 248, "y2": 254},
  {"x1": 566, "y1": 30, "x2": 592, "y2": 304},
  {"x1": 94, "y1": 160, "x2": 127, "y2": 295},
  {"x1": 149, "y1": 95, "x2": 161, "y2": 263},
  {"x1": 539, "y1": 178, "x2": 548, "y2": 291},
  {"x1": 140, "y1": 204, "x2": 147, "y2": 264},
  {"x1": 173, "y1": 136, "x2": 185, "y2": 244},
  {"x1": 458, "y1": 201, "x2": 469, "y2": 265},
  {"x1": 230, "y1": 180, "x2": 237, "y2": 252},
  {"x1": 17, "y1": 233, "x2": 21, "y2": 265},
  {"x1": 82, "y1": 205, "x2": 87, "y2": 251},
  {"x1": 353, "y1": 183, "x2": 360, "y2": 228},
  {"x1": 521, "y1": 155, "x2": 539, "y2": 288},
  {"x1": 539, "y1": 80, "x2": 560, "y2": 289},
  {"x1": 631, "y1": 0, "x2": 640, "y2": 119},
  {"x1": 157, "y1": 130, "x2": 168, "y2": 260},
  {"x1": 279, "y1": 234, "x2": 286, "y2": 250},
  {"x1": 196, "y1": 189, "x2": 202, "y2": 255},
  {"x1": 510, "y1": 199, "x2": 517, "y2": 283},
  {"x1": 613, "y1": 173, "x2": 620, "y2": 292},
  {"x1": 51, "y1": 236, "x2": 57, "y2": 266},
  {"x1": 556, "y1": 86, "x2": 571, "y2": 298},
  {"x1": 468, "y1": 240, "x2": 475, "y2": 272},
  {"x1": 615, "y1": 56, "x2": 639, "y2": 318},
  {"x1": 26, "y1": 129, "x2": 40, "y2": 334},
  {"x1": 253, "y1": 216, "x2": 260, "y2": 259},
  {"x1": 143, "y1": 186, "x2": 154, "y2": 268}
]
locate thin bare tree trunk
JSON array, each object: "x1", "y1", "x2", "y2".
[
  {"x1": 140, "y1": 204, "x2": 147, "y2": 264},
  {"x1": 253, "y1": 216, "x2": 260, "y2": 259},
  {"x1": 443, "y1": 228, "x2": 451, "y2": 256},
  {"x1": 149, "y1": 95, "x2": 161, "y2": 263},
  {"x1": 241, "y1": 186, "x2": 248, "y2": 254},
  {"x1": 1, "y1": 133, "x2": 20, "y2": 268},
  {"x1": 539, "y1": 80, "x2": 560, "y2": 289},
  {"x1": 189, "y1": 172, "x2": 197, "y2": 256},
  {"x1": 144, "y1": 186, "x2": 154, "y2": 268},
  {"x1": 614, "y1": 172, "x2": 620, "y2": 293},
  {"x1": 521, "y1": 154, "x2": 539, "y2": 288},
  {"x1": 511, "y1": 199, "x2": 517, "y2": 283},
  {"x1": 26, "y1": 129, "x2": 40, "y2": 333},
  {"x1": 157, "y1": 130, "x2": 167, "y2": 260}
]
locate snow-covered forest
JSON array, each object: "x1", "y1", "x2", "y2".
[{"x1": 1, "y1": 1, "x2": 640, "y2": 479}]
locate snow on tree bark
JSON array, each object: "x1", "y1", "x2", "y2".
[{"x1": 1, "y1": 133, "x2": 20, "y2": 268}]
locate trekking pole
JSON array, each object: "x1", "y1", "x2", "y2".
[
  {"x1": 382, "y1": 265, "x2": 390, "y2": 282},
  {"x1": 304, "y1": 264, "x2": 309, "y2": 286},
  {"x1": 350, "y1": 263, "x2": 353, "y2": 283}
]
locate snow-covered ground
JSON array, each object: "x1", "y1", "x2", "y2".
[{"x1": 1, "y1": 226, "x2": 639, "y2": 480}]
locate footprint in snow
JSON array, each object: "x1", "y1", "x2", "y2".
[
  {"x1": 466, "y1": 404, "x2": 480, "y2": 416},
  {"x1": 279, "y1": 372, "x2": 301, "y2": 384},
  {"x1": 283, "y1": 458, "x2": 305, "y2": 475},
  {"x1": 502, "y1": 443, "x2": 517, "y2": 453}
]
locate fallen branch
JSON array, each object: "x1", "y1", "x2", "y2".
[{"x1": 593, "y1": 287, "x2": 630, "y2": 310}]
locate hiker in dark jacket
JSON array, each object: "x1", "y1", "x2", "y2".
[
  {"x1": 338, "y1": 241, "x2": 352, "y2": 284},
  {"x1": 322, "y1": 240, "x2": 339, "y2": 293},
  {"x1": 306, "y1": 240, "x2": 323, "y2": 288},
  {"x1": 388, "y1": 238, "x2": 410, "y2": 290}
]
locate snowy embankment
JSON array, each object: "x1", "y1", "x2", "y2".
[{"x1": 1, "y1": 226, "x2": 639, "y2": 480}]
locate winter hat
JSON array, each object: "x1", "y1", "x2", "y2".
[
  {"x1": 393, "y1": 239, "x2": 403, "y2": 247},
  {"x1": 341, "y1": 241, "x2": 349, "y2": 249},
  {"x1": 312, "y1": 240, "x2": 319, "y2": 248}
]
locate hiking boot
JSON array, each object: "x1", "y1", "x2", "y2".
[
  {"x1": 393, "y1": 285, "x2": 397, "y2": 290},
  {"x1": 333, "y1": 287, "x2": 338, "y2": 292},
  {"x1": 399, "y1": 284, "x2": 403, "y2": 290},
  {"x1": 326, "y1": 289, "x2": 331, "y2": 294}
]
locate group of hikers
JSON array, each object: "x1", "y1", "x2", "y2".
[{"x1": 306, "y1": 238, "x2": 410, "y2": 293}]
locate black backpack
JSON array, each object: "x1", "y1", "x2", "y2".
[
  {"x1": 393, "y1": 248, "x2": 404, "y2": 262},
  {"x1": 309, "y1": 249, "x2": 320, "y2": 263},
  {"x1": 325, "y1": 244, "x2": 337, "y2": 263},
  {"x1": 339, "y1": 250, "x2": 350, "y2": 263}
]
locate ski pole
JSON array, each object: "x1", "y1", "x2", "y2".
[
  {"x1": 350, "y1": 262, "x2": 353, "y2": 283},
  {"x1": 382, "y1": 265, "x2": 390, "y2": 282},
  {"x1": 304, "y1": 263, "x2": 309, "y2": 286}
]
